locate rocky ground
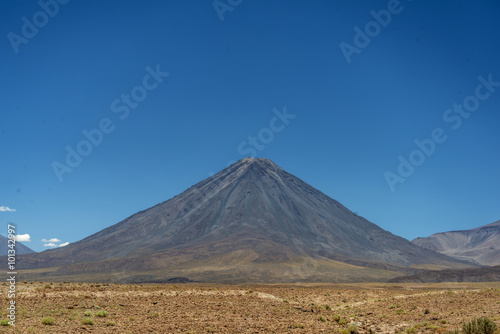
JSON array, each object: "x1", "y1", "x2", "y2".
[{"x1": 1, "y1": 281, "x2": 499, "y2": 333}]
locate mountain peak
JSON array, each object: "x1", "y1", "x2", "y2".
[
  {"x1": 1, "y1": 235, "x2": 35, "y2": 255},
  {"x1": 235, "y1": 157, "x2": 276, "y2": 168},
  {"x1": 240, "y1": 156, "x2": 255, "y2": 162},
  {"x1": 216, "y1": 157, "x2": 283, "y2": 182}
]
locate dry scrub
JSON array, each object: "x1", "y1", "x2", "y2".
[{"x1": 1, "y1": 281, "x2": 499, "y2": 333}]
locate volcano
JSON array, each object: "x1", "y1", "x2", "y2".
[{"x1": 18, "y1": 158, "x2": 475, "y2": 283}]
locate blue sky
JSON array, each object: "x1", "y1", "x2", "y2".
[{"x1": 1, "y1": 0, "x2": 499, "y2": 252}]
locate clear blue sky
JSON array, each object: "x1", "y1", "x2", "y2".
[{"x1": 1, "y1": 0, "x2": 499, "y2": 252}]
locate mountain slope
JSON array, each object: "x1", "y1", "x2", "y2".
[
  {"x1": 17, "y1": 158, "x2": 474, "y2": 283},
  {"x1": 412, "y1": 220, "x2": 500, "y2": 266},
  {"x1": 388, "y1": 265, "x2": 500, "y2": 283},
  {"x1": 0, "y1": 234, "x2": 35, "y2": 255}
]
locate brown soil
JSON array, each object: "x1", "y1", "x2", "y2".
[{"x1": 1, "y1": 281, "x2": 500, "y2": 333}]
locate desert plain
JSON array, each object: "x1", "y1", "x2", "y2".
[{"x1": 1, "y1": 281, "x2": 500, "y2": 333}]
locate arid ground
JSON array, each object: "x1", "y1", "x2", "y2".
[{"x1": 1, "y1": 281, "x2": 500, "y2": 333}]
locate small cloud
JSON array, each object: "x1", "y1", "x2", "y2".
[
  {"x1": 15, "y1": 234, "x2": 31, "y2": 242},
  {"x1": 42, "y1": 238, "x2": 60, "y2": 243},
  {"x1": 43, "y1": 238, "x2": 68, "y2": 248},
  {"x1": 0, "y1": 206, "x2": 16, "y2": 212}
]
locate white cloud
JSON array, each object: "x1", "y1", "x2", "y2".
[
  {"x1": 15, "y1": 234, "x2": 31, "y2": 242},
  {"x1": 0, "y1": 206, "x2": 16, "y2": 212},
  {"x1": 42, "y1": 238, "x2": 60, "y2": 243},
  {"x1": 43, "y1": 239, "x2": 69, "y2": 248}
]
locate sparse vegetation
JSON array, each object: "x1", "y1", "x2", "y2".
[
  {"x1": 339, "y1": 325, "x2": 359, "y2": 334},
  {"x1": 348, "y1": 325, "x2": 359, "y2": 333},
  {"x1": 0, "y1": 319, "x2": 10, "y2": 326},
  {"x1": 95, "y1": 310, "x2": 108, "y2": 317},
  {"x1": 462, "y1": 317, "x2": 497, "y2": 334},
  {"x1": 317, "y1": 315, "x2": 327, "y2": 322},
  {"x1": 41, "y1": 317, "x2": 55, "y2": 325},
  {"x1": 81, "y1": 318, "x2": 94, "y2": 325}
]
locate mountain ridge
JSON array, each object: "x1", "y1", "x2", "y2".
[{"x1": 412, "y1": 220, "x2": 500, "y2": 266}]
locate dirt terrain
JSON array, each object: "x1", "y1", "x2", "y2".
[{"x1": 1, "y1": 281, "x2": 499, "y2": 333}]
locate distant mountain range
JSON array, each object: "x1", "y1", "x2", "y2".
[
  {"x1": 0, "y1": 234, "x2": 35, "y2": 255},
  {"x1": 412, "y1": 220, "x2": 500, "y2": 266},
  {"x1": 17, "y1": 158, "x2": 475, "y2": 283}
]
